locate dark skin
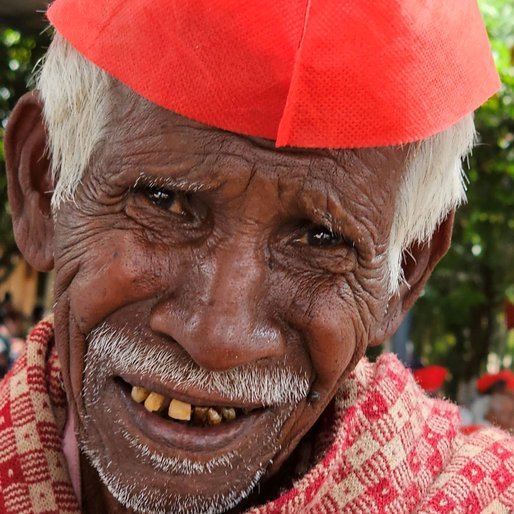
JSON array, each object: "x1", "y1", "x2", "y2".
[{"x1": 5, "y1": 86, "x2": 454, "y2": 514}]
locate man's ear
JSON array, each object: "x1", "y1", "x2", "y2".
[
  {"x1": 4, "y1": 91, "x2": 54, "y2": 271},
  {"x1": 371, "y1": 211, "x2": 455, "y2": 345}
]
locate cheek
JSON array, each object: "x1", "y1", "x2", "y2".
[
  {"x1": 61, "y1": 232, "x2": 187, "y2": 335},
  {"x1": 282, "y1": 269, "x2": 384, "y2": 391},
  {"x1": 304, "y1": 300, "x2": 361, "y2": 390},
  {"x1": 281, "y1": 285, "x2": 356, "y2": 386}
]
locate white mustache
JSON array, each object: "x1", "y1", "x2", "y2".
[{"x1": 85, "y1": 322, "x2": 311, "y2": 405}]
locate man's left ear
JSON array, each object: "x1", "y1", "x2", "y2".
[
  {"x1": 4, "y1": 91, "x2": 54, "y2": 271},
  {"x1": 371, "y1": 211, "x2": 455, "y2": 345}
]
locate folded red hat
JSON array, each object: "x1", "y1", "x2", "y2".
[
  {"x1": 413, "y1": 366, "x2": 448, "y2": 393},
  {"x1": 47, "y1": 0, "x2": 500, "y2": 148},
  {"x1": 476, "y1": 370, "x2": 514, "y2": 394}
]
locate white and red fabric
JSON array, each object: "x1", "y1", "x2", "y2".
[{"x1": 0, "y1": 321, "x2": 513, "y2": 513}]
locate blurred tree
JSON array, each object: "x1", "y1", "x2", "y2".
[
  {"x1": 0, "y1": 1, "x2": 47, "y2": 30},
  {"x1": 411, "y1": 0, "x2": 514, "y2": 398}
]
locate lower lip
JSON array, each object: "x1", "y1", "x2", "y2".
[{"x1": 114, "y1": 379, "x2": 272, "y2": 454}]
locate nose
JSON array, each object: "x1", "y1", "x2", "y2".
[{"x1": 149, "y1": 240, "x2": 285, "y2": 371}]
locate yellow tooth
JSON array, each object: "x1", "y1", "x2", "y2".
[
  {"x1": 207, "y1": 408, "x2": 222, "y2": 425},
  {"x1": 144, "y1": 392, "x2": 166, "y2": 412},
  {"x1": 131, "y1": 386, "x2": 150, "y2": 403},
  {"x1": 193, "y1": 407, "x2": 209, "y2": 424},
  {"x1": 168, "y1": 399, "x2": 192, "y2": 421},
  {"x1": 220, "y1": 407, "x2": 236, "y2": 421}
]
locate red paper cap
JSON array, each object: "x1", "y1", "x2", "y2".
[
  {"x1": 46, "y1": 0, "x2": 500, "y2": 149},
  {"x1": 413, "y1": 366, "x2": 448, "y2": 393}
]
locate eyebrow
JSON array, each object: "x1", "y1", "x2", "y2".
[{"x1": 133, "y1": 172, "x2": 213, "y2": 193}]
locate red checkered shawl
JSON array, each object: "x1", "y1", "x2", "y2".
[{"x1": 1, "y1": 320, "x2": 513, "y2": 514}]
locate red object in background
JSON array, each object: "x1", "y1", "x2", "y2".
[
  {"x1": 413, "y1": 365, "x2": 448, "y2": 393},
  {"x1": 504, "y1": 300, "x2": 514, "y2": 329},
  {"x1": 47, "y1": 0, "x2": 499, "y2": 149},
  {"x1": 476, "y1": 370, "x2": 514, "y2": 394}
]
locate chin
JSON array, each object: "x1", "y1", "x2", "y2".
[{"x1": 80, "y1": 441, "x2": 265, "y2": 514}]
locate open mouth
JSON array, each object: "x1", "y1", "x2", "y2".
[
  {"x1": 107, "y1": 375, "x2": 288, "y2": 456},
  {"x1": 85, "y1": 373, "x2": 293, "y2": 474},
  {"x1": 116, "y1": 377, "x2": 265, "y2": 430}
]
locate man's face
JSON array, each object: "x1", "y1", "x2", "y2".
[{"x1": 51, "y1": 84, "x2": 407, "y2": 513}]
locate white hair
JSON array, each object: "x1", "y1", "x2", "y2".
[
  {"x1": 388, "y1": 117, "x2": 474, "y2": 293},
  {"x1": 36, "y1": 34, "x2": 112, "y2": 206},
  {"x1": 36, "y1": 34, "x2": 475, "y2": 294}
]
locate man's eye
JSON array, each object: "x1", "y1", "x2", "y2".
[
  {"x1": 299, "y1": 225, "x2": 345, "y2": 247},
  {"x1": 142, "y1": 187, "x2": 188, "y2": 216}
]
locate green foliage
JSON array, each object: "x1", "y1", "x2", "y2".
[
  {"x1": 0, "y1": 25, "x2": 50, "y2": 281},
  {"x1": 410, "y1": 0, "x2": 514, "y2": 397}
]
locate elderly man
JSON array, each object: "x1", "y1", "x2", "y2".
[{"x1": 1, "y1": 1, "x2": 513, "y2": 513}]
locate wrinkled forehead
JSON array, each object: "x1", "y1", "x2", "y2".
[{"x1": 100, "y1": 82, "x2": 410, "y2": 205}]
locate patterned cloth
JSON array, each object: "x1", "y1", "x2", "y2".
[
  {"x1": 0, "y1": 320, "x2": 513, "y2": 514},
  {"x1": 0, "y1": 320, "x2": 79, "y2": 514}
]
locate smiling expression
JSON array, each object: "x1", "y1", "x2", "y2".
[{"x1": 19, "y1": 82, "x2": 410, "y2": 513}]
